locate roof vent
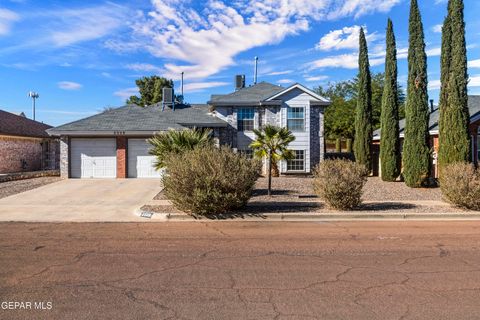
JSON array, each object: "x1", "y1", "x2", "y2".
[
  {"x1": 162, "y1": 87, "x2": 175, "y2": 111},
  {"x1": 235, "y1": 75, "x2": 245, "y2": 91}
]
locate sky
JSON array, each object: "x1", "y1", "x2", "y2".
[{"x1": 0, "y1": 0, "x2": 479, "y2": 126}]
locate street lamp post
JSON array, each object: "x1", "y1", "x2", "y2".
[{"x1": 28, "y1": 91, "x2": 39, "y2": 121}]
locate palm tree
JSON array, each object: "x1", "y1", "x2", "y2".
[
  {"x1": 250, "y1": 125, "x2": 295, "y2": 196},
  {"x1": 148, "y1": 128, "x2": 213, "y2": 170}
]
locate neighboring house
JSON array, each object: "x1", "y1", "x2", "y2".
[
  {"x1": 0, "y1": 109, "x2": 59, "y2": 173},
  {"x1": 372, "y1": 95, "x2": 480, "y2": 178},
  {"x1": 47, "y1": 81, "x2": 330, "y2": 179}
]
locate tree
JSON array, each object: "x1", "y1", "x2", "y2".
[
  {"x1": 353, "y1": 27, "x2": 373, "y2": 170},
  {"x1": 438, "y1": 0, "x2": 470, "y2": 170},
  {"x1": 250, "y1": 125, "x2": 295, "y2": 196},
  {"x1": 403, "y1": 0, "x2": 431, "y2": 188},
  {"x1": 126, "y1": 76, "x2": 174, "y2": 106},
  {"x1": 148, "y1": 128, "x2": 213, "y2": 170},
  {"x1": 315, "y1": 73, "x2": 405, "y2": 145},
  {"x1": 380, "y1": 19, "x2": 401, "y2": 181}
]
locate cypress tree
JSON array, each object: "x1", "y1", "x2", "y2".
[
  {"x1": 380, "y1": 19, "x2": 401, "y2": 181},
  {"x1": 353, "y1": 27, "x2": 372, "y2": 170},
  {"x1": 438, "y1": 0, "x2": 470, "y2": 169},
  {"x1": 403, "y1": 0, "x2": 431, "y2": 187}
]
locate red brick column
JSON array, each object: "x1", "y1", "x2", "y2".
[{"x1": 116, "y1": 137, "x2": 127, "y2": 178}]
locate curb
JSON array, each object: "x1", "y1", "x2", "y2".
[{"x1": 135, "y1": 209, "x2": 480, "y2": 221}]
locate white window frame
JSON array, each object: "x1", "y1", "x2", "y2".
[
  {"x1": 287, "y1": 107, "x2": 305, "y2": 131},
  {"x1": 287, "y1": 150, "x2": 306, "y2": 172}
]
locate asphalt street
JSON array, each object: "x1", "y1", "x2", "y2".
[{"x1": 1, "y1": 221, "x2": 480, "y2": 319}]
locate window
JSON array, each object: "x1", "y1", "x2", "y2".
[
  {"x1": 239, "y1": 149, "x2": 254, "y2": 159},
  {"x1": 237, "y1": 107, "x2": 254, "y2": 131},
  {"x1": 287, "y1": 107, "x2": 305, "y2": 131},
  {"x1": 287, "y1": 150, "x2": 305, "y2": 171}
]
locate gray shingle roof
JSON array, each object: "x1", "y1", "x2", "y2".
[
  {"x1": 48, "y1": 104, "x2": 226, "y2": 135},
  {"x1": 374, "y1": 95, "x2": 480, "y2": 139},
  {"x1": 209, "y1": 82, "x2": 284, "y2": 104}
]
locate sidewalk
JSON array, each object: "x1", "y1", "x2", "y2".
[{"x1": 136, "y1": 199, "x2": 480, "y2": 221}]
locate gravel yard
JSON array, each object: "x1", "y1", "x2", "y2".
[
  {"x1": 0, "y1": 177, "x2": 61, "y2": 199},
  {"x1": 145, "y1": 176, "x2": 467, "y2": 216},
  {"x1": 253, "y1": 176, "x2": 443, "y2": 202}
]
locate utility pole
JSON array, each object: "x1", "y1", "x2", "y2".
[
  {"x1": 181, "y1": 72, "x2": 184, "y2": 98},
  {"x1": 28, "y1": 91, "x2": 39, "y2": 121}
]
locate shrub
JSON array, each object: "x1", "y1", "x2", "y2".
[
  {"x1": 162, "y1": 146, "x2": 261, "y2": 216},
  {"x1": 440, "y1": 163, "x2": 480, "y2": 210},
  {"x1": 312, "y1": 159, "x2": 368, "y2": 210}
]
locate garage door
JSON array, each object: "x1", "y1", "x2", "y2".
[
  {"x1": 128, "y1": 139, "x2": 163, "y2": 178},
  {"x1": 70, "y1": 139, "x2": 117, "y2": 178}
]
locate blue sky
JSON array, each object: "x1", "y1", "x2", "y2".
[{"x1": 0, "y1": 0, "x2": 479, "y2": 126}]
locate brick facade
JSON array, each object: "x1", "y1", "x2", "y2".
[
  {"x1": 116, "y1": 136, "x2": 127, "y2": 178},
  {"x1": 0, "y1": 135, "x2": 57, "y2": 174},
  {"x1": 60, "y1": 136, "x2": 69, "y2": 178}
]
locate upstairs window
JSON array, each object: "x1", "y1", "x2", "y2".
[
  {"x1": 287, "y1": 150, "x2": 305, "y2": 171},
  {"x1": 287, "y1": 107, "x2": 305, "y2": 131},
  {"x1": 237, "y1": 107, "x2": 254, "y2": 131}
]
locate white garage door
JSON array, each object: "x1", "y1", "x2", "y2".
[
  {"x1": 70, "y1": 138, "x2": 117, "y2": 178},
  {"x1": 128, "y1": 139, "x2": 163, "y2": 178}
]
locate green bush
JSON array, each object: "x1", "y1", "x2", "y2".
[
  {"x1": 440, "y1": 163, "x2": 480, "y2": 210},
  {"x1": 162, "y1": 146, "x2": 261, "y2": 216},
  {"x1": 313, "y1": 159, "x2": 368, "y2": 210}
]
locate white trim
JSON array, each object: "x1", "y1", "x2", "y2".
[{"x1": 264, "y1": 83, "x2": 330, "y2": 103}]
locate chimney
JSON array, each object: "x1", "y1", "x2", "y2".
[
  {"x1": 235, "y1": 75, "x2": 245, "y2": 91},
  {"x1": 430, "y1": 99, "x2": 435, "y2": 113}
]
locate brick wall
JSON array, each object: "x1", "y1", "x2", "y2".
[
  {"x1": 59, "y1": 136, "x2": 69, "y2": 178},
  {"x1": 116, "y1": 136, "x2": 127, "y2": 178},
  {"x1": 0, "y1": 135, "x2": 44, "y2": 173}
]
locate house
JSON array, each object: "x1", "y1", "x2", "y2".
[
  {"x1": 208, "y1": 81, "x2": 330, "y2": 174},
  {"x1": 0, "y1": 109, "x2": 59, "y2": 173},
  {"x1": 47, "y1": 80, "x2": 330, "y2": 179},
  {"x1": 372, "y1": 95, "x2": 480, "y2": 178}
]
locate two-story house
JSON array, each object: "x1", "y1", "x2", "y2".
[
  {"x1": 209, "y1": 81, "x2": 330, "y2": 174},
  {"x1": 48, "y1": 80, "x2": 330, "y2": 179}
]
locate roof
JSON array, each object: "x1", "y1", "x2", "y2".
[
  {"x1": 208, "y1": 81, "x2": 330, "y2": 106},
  {"x1": 0, "y1": 109, "x2": 52, "y2": 138},
  {"x1": 48, "y1": 104, "x2": 227, "y2": 136},
  {"x1": 373, "y1": 95, "x2": 480, "y2": 139},
  {"x1": 208, "y1": 82, "x2": 285, "y2": 105}
]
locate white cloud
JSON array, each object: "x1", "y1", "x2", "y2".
[
  {"x1": 432, "y1": 24, "x2": 443, "y2": 33},
  {"x1": 316, "y1": 25, "x2": 378, "y2": 51},
  {"x1": 0, "y1": 8, "x2": 19, "y2": 35},
  {"x1": 426, "y1": 47, "x2": 441, "y2": 57},
  {"x1": 48, "y1": 4, "x2": 128, "y2": 47},
  {"x1": 277, "y1": 79, "x2": 294, "y2": 84},
  {"x1": 183, "y1": 81, "x2": 229, "y2": 92},
  {"x1": 428, "y1": 79, "x2": 441, "y2": 90},
  {"x1": 110, "y1": 0, "x2": 401, "y2": 80},
  {"x1": 305, "y1": 75, "x2": 329, "y2": 82},
  {"x1": 58, "y1": 81, "x2": 82, "y2": 90},
  {"x1": 114, "y1": 87, "x2": 138, "y2": 100},
  {"x1": 469, "y1": 59, "x2": 480, "y2": 68},
  {"x1": 125, "y1": 63, "x2": 163, "y2": 74},
  {"x1": 309, "y1": 53, "x2": 384, "y2": 70},
  {"x1": 469, "y1": 75, "x2": 480, "y2": 87},
  {"x1": 266, "y1": 70, "x2": 293, "y2": 76}
]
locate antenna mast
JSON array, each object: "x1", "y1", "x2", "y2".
[
  {"x1": 254, "y1": 56, "x2": 258, "y2": 85},
  {"x1": 28, "y1": 91, "x2": 39, "y2": 121}
]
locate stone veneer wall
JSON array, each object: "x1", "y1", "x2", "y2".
[
  {"x1": 309, "y1": 106, "x2": 326, "y2": 170},
  {"x1": 0, "y1": 135, "x2": 43, "y2": 173},
  {"x1": 59, "y1": 136, "x2": 69, "y2": 178}
]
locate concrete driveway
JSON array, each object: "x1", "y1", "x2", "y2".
[{"x1": 0, "y1": 179, "x2": 162, "y2": 222}]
